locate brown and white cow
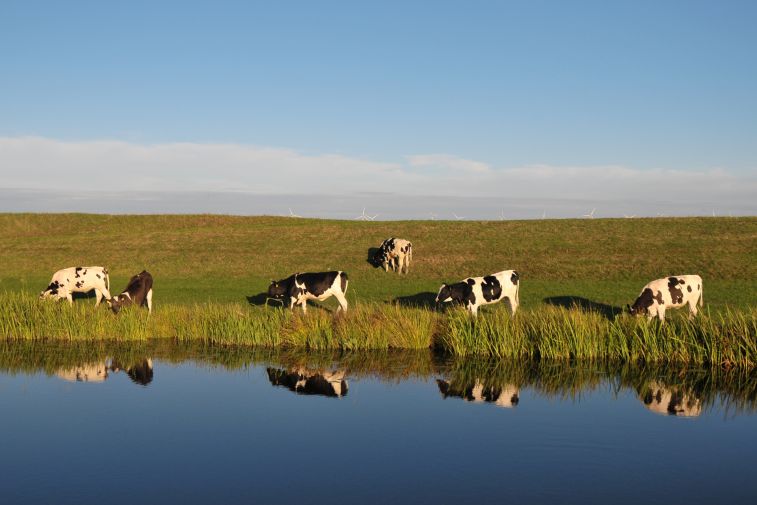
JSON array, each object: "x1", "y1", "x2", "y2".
[
  {"x1": 373, "y1": 238, "x2": 413, "y2": 274},
  {"x1": 435, "y1": 270, "x2": 519, "y2": 316},
  {"x1": 109, "y1": 270, "x2": 153, "y2": 314},
  {"x1": 268, "y1": 271, "x2": 348, "y2": 314},
  {"x1": 39, "y1": 266, "x2": 111, "y2": 306},
  {"x1": 628, "y1": 275, "x2": 702, "y2": 322}
]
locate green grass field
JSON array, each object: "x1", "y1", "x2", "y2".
[
  {"x1": 0, "y1": 214, "x2": 755, "y2": 364},
  {"x1": 0, "y1": 213, "x2": 755, "y2": 309}
]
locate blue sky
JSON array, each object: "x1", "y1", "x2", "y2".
[{"x1": 1, "y1": 1, "x2": 755, "y2": 217}]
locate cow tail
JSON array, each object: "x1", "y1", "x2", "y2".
[
  {"x1": 699, "y1": 283, "x2": 703, "y2": 307},
  {"x1": 340, "y1": 271, "x2": 349, "y2": 294}
]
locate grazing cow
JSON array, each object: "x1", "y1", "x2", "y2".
[
  {"x1": 56, "y1": 363, "x2": 109, "y2": 383},
  {"x1": 435, "y1": 270, "x2": 520, "y2": 316},
  {"x1": 372, "y1": 238, "x2": 413, "y2": 274},
  {"x1": 436, "y1": 379, "x2": 519, "y2": 408},
  {"x1": 628, "y1": 275, "x2": 702, "y2": 322},
  {"x1": 267, "y1": 367, "x2": 348, "y2": 397},
  {"x1": 39, "y1": 266, "x2": 111, "y2": 306},
  {"x1": 108, "y1": 270, "x2": 154, "y2": 314},
  {"x1": 110, "y1": 358, "x2": 154, "y2": 386},
  {"x1": 55, "y1": 358, "x2": 153, "y2": 386},
  {"x1": 638, "y1": 381, "x2": 702, "y2": 417},
  {"x1": 268, "y1": 271, "x2": 349, "y2": 314}
]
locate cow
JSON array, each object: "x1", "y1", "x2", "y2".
[
  {"x1": 436, "y1": 379, "x2": 519, "y2": 408},
  {"x1": 435, "y1": 270, "x2": 520, "y2": 316},
  {"x1": 108, "y1": 270, "x2": 154, "y2": 314},
  {"x1": 267, "y1": 367, "x2": 348, "y2": 397},
  {"x1": 267, "y1": 271, "x2": 349, "y2": 314},
  {"x1": 55, "y1": 358, "x2": 153, "y2": 386},
  {"x1": 372, "y1": 238, "x2": 413, "y2": 274},
  {"x1": 628, "y1": 275, "x2": 703, "y2": 322},
  {"x1": 56, "y1": 362, "x2": 109, "y2": 383},
  {"x1": 39, "y1": 266, "x2": 111, "y2": 306},
  {"x1": 638, "y1": 381, "x2": 702, "y2": 417}
]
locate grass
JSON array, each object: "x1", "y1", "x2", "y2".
[
  {"x1": 1, "y1": 292, "x2": 755, "y2": 366},
  {"x1": 0, "y1": 213, "x2": 755, "y2": 308},
  {"x1": 0, "y1": 214, "x2": 754, "y2": 365}
]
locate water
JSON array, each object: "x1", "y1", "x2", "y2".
[{"x1": 1, "y1": 341, "x2": 756, "y2": 505}]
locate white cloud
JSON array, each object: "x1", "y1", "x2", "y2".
[
  {"x1": 406, "y1": 154, "x2": 491, "y2": 173},
  {"x1": 0, "y1": 137, "x2": 755, "y2": 215}
]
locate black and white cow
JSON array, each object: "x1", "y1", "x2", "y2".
[
  {"x1": 435, "y1": 270, "x2": 520, "y2": 316},
  {"x1": 638, "y1": 381, "x2": 702, "y2": 417},
  {"x1": 39, "y1": 266, "x2": 111, "y2": 306},
  {"x1": 628, "y1": 275, "x2": 702, "y2": 322},
  {"x1": 268, "y1": 271, "x2": 349, "y2": 314},
  {"x1": 372, "y1": 238, "x2": 413, "y2": 274},
  {"x1": 267, "y1": 367, "x2": 348, "y2": 397},
  {"x1": 436, "y1": 379, "x2": 519, "y2": 408},
  {"x1": 108, "y1": 270, "x2": 154, "y2": 314}
]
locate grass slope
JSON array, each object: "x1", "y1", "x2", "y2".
[{"x1": 0, "y1": 214, "x2": 754, "y2": 309}]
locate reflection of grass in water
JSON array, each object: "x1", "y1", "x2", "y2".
[{"x1": 1, "y1": 339, "x2": 755, "y2": 415}]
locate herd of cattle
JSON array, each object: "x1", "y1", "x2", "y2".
[{"x1": 39, "y1": 236, "x2": 704, "y2": 321}]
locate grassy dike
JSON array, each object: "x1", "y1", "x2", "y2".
[{"x1": 0, "y1": 214, "x2": 755, "y2": 365}]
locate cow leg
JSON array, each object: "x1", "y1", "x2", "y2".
[
  {"x1": 300, "y1": 299, "x2": 308, "y2": 314},
  {"x1": 95, "y1": 290, "x2": 103, "y2": 306},
  {"x1": 66, "y1": 293, "x2": 74, "y2": 306},
  {"x1": 469, "y1": 305, "x2": 478, "y2": 317},
  {"x1": 687, "y1": 300, "x2": 698, "y2": 319},
  {"x1": 146, "y1": 289, "x2": 153, "y2": 313},
  {"x1": 333, "y1": 291, "x2": 348, "y2": 313},
  {"x1": 657, "y1": 306, "x2": 666, "y2": 323},
  {"x1": 508, "y1": 296, "x2": 518, "y2": 316}
]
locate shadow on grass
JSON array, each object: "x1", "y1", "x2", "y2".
[
  {"x1": 543, "y1": 296, "x2": 622, "y2": 320},
  {"x1": 392, "y1": 292, "x2": 438, "y2": 309},
  {"x1": 246, "y1": 292, "x2": 282, "y2": 307},
  {"x1": 246, "y1": 293, "x2": 335, "y2": 313}
]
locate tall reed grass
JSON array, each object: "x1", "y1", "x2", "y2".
[{"x1": 1, "y1": 292, "x2": 755, "y2": 366}]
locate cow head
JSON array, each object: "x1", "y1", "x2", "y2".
[
  {"x1": 108, "y1": 293, "x2": 132, "y2": 314},
  {"x1": 39, "y1": 281, "x2": 62, "y2": 300},
  {"x1": 371, "y1": 248, "x2": 388, "y2": 268},
  {"x1": 435, "y1": 284, "x2": 452, "y2": 304},
  {"x1": 267, "y1": 279, "x2": 287, "y2": 300},
  {"x1": 629, "y1": 288, "x2": 658, "y2": 317}
]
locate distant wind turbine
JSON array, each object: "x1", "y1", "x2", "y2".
[
  {"x1": 429, "y1": 212, "x2": 438, "y2": 221},
  {"x1": 541, "y1": 210, "x2": 546, "y2": 219},
  {"x1": 356, "y1": 208, "x2": 378, "y2": 221},
  {"x1": 288, "y1": 208, "x2": 301, "y2": 218},
  {"x1": 582, "y1": 208, "x2": 596, "y2": 219},
  {"x1": 453, "y1": 213, "x2": 465, "y2": 221},
  {"x1": 498, "y1": 209, "x2": 506, "y2": 221}
]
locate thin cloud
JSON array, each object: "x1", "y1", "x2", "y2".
[{"x1": 0, "y1": 137, "x2": 754, "y2": 214}]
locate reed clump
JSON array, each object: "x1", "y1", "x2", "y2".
[{"x1": 1, "y1": 292, "x2": 755, "y2": 366}]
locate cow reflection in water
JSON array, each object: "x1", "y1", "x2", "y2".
[
  {"x1": 267, "y1": 368, "x2": 348, "y2": 398},
  {"x1": 436, "y1": 379, "x2": 519, "y2": 408},
  {"x1": 56, "y1": 358, "x2": 154, "y2": 386},
  {"x1": 639, "y1": 381, "x2": 702, "y2": 417}
]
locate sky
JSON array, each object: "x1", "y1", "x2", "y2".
[{"x1": 1, "y1": 0, "x2": 755, "y2": 218}]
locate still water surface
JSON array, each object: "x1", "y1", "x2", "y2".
[{"x1": 1, "y1": 341, "x2": 756, "y2": 504}]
